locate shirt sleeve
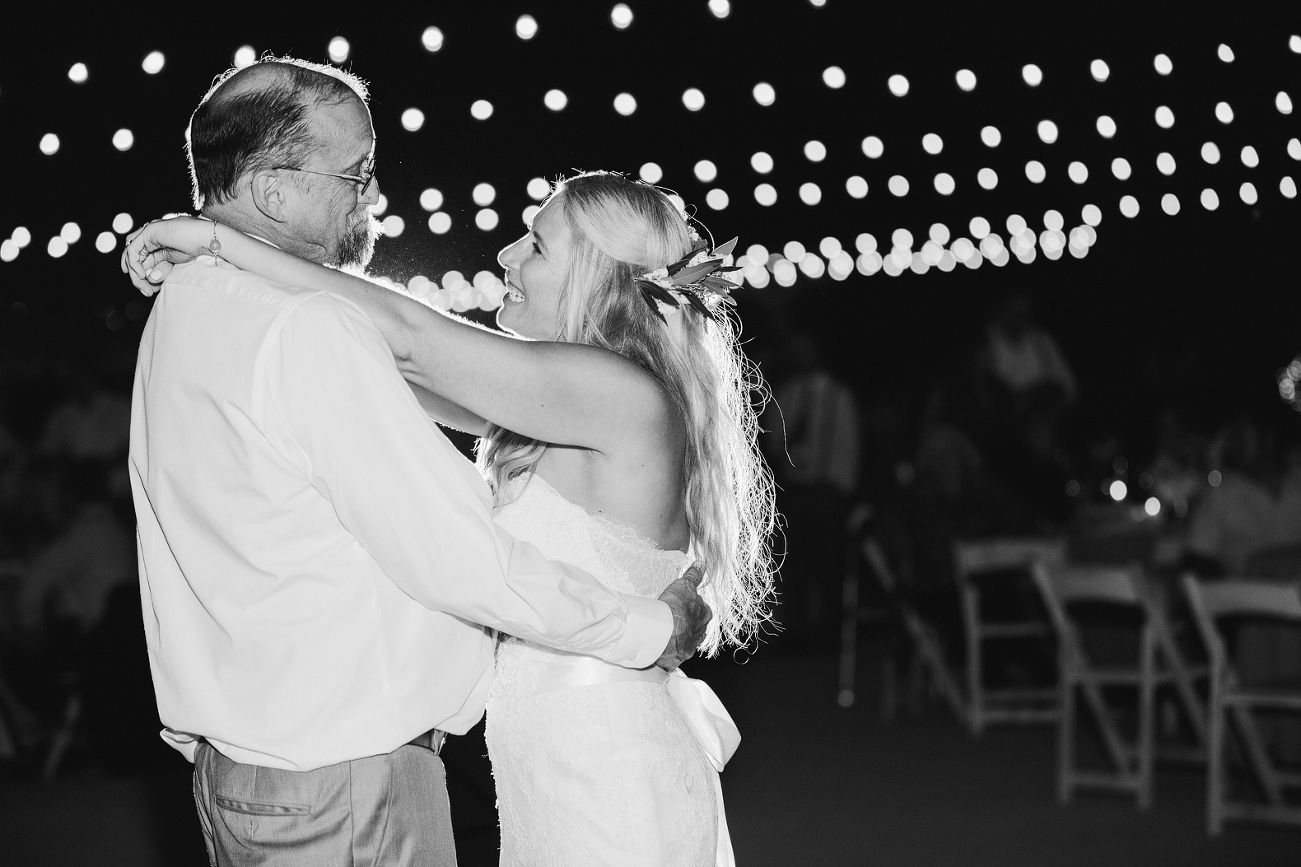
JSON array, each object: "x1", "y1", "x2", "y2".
[{"x1": 264, "y1": 291, "x2": 673, "y2": 669}]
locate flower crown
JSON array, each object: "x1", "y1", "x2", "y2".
[{"x1": 636, "y1": 235, "x2": 742, "y2": 322}]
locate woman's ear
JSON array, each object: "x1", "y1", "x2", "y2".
[{"x1": 249, "y1": 169, "x2": 288, "y2": 223}]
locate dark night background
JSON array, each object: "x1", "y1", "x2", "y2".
[{"x1": 1, "y1": 3, "x2": 1300, "y2": 864}]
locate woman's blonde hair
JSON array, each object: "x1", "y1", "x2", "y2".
[{"x1": 476, "y1": 171, "x2": 776, "y2": 655}]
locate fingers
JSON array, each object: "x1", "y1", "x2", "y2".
[{"x1": 682, "y1": 560, "x2": 705, "y2": 588}]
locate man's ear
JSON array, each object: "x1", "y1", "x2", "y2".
[{"x1": 249, "y1": 169, "x2": 289, "y2": 223}]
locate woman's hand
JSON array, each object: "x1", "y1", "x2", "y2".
[{"x1": 120, "y1": 216, "x2": 215, "y2": 296}]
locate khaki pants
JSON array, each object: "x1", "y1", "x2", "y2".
[{"x1": 192, "y1": 741, "x2": 457, "y2": 866}]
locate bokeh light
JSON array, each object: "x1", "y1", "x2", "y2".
[
  {"x1": 1025, "y1": 161, "x2": 1046, "y2": 183},
  {"x1": 887, "y1": 75, "x2": 909, "y2": 97},
  {"x1": 1043, "y1": 210, "x2": 1064, "y2": 231},
  {"x1": 708, "y1": 0, "x2": 731, "y2": 18},
  {"x1": 891, "y1": 228, "x2": 913, "y2": 250},
  {"x1": 1289, "y1": 138, "x2": 1301, "y2": 160},
  {"x1": 1068, "y1": 162, "x2": 1088, "y2": 183},
  {"x1": 472, "y1": 183, "x2": 496, "y2": 206},
  {"x1": 611, "y1": 4, "x2": 633, "y2": 29},
  {"x1": 784, "y1": 241, "x2": 807, "y2": 262},
  {"x1": 428, "y1": 212, "x2": 451, "y2": 234},
  {"x1": 112, "y1": 213, "x2": 133, "y2": 234},
  {"x1": 888, "y1": 175, "x2": 909, "y2": 196},
  {"x1": 956, "y1": 69, "x2": 976, "y2": 91},
  {"x1": 526, "y1": 178, "x2": 550, "y2": 201},
  {"x1": 68, "y1": 63, "x2": 88, "y2": 83},
  {"x1": 1202, "y1": 142, "x2": 1221, "y2": 164},
  {"x1": 978, "y1": 168, "x2": 998, "y2": 190},
  {"x1": 422, "y1": 27, "x2": 444, "y2": 52},
  {"x1": 543, "y1": 89, "x2": 567, "y2": 111},
  {"x1": 980, "y1": 126, "x2": 1001, "y2": 147},
  {"x1": 1291, "y1": 35, "x2": 1301, "y2": 52},
  {"x1": 39, "y1": 133, "x2": 59, "y2": 156},
  {"x1": 522, "y1": 205, "x2": 541, "y2": 225},
  {"x1": 753, "y1": 82, "x2": 776, "y2": 106},
  {"x1": 142, "y1": 51, "x2": 165, "y2": 74},
  {"x1": 1282, "y1": 177, "x2": 1297, "y2": 198},
  {"x1": 1200, "y1": 188, "x2": 1220, "y2": 210},
  {"x1": 799, "y1": 183, "x2": 822, "y2": 205},
  {"x1": 1241, "y1": 146, "x2": 1259, "y2": 168},
  {"x1": 639, "y1": 162, "x2": 663, "y2": 183},
  {"x1": 613, "y1": 93, "x2": 637, "y2": 115},
  {"x1": 48, "y1": 237, "x2": 68, "y2": 258},
  {"x1": 1280, "y1": 92, "x2": 1295, "y2": 115},
  {"x1": 420, "y1": 188, "x2": 445, "y2": 211},
  {"x1": 1120, "y1": 195, "x2": 1140, "y2": 217},
  {"x1": 234, "y1": 46, "x2": 256, "y2": 68},
  {"x1": 695, "y1": 160, "x2": 718, "y2": 182},
  {"x1": 755, "y1": 183, "x2": 777, "y2": 206},
  {"x1": 1215, "y1": 102, "x2": 1233, "y2": 123},
  {"x1": 1006, "y1": 214, "x2": 1027, "y2": 235},
  {"x1": 328, "y1": 36, "x2": 350, "y2": 63},
  {"x1": 1155, "y1": 106, "x2": 1175, "y2": 128},
  {"x1": 95, "y1": 231, "x2": 116, "y2": 253},
  {"x1": 1082, "y1": 204, "x2": 1102, "y2": 226},
  {"x1": 1090, "y1": 59, "x2": 1110, "y2": 81},
  {"x1": 371, "y1": 194, "x2": 387, "y2": 217},
  {"x1": 1240, "y1": 182, "x2": 1258, "y2": 205},
  {"x1": 1096, "y1": 116, "x2": 1117, "y2": 138},
  {"x1": 1156, "y1": 152, "x2": 1176, "y2": 175},
  {"x1": 751, "y1": 152, "x2": 774, "y2": 173},
  {"x1": 60, "y1": 222, "x2": 81, "y2": 244},
  {"x1": 706, "y1": 189, "x2": 729, "y2": 210},
  {"x1": 12, "y1": 227, "x2": 31, "y2": 248},
  {"x1": 1022, "y1": 64, "x2": 1043, "y2": 86},
  {"x1": 969, "y1": 217, "x2": 990, "y2": 239},
  {"x1": 861, "y1": 136, "x2": 884, "y2": 158},
  {"x1": 682, "y1": 88, "x2": 705, "y2": 111},
  {"x1": 1217, "y1": 43, "x2": 1234, "y2": 63},
  {"x1": 823, "y1": 66, "x2": 846, "y2": 88},
  {"x1": 401, "y1": 108, "x2": 426, "y2": 131},
  {"x1": 1112, "y1": 157, "x2": 1132, "y2": 180},
  {"x1": 112, "y1": 129, "x2": 134, "y2": 151},
  {"x1": 470, "y1": 100, "x2": 493, "y2": 120},
  {"x1": 804, "y1": 140, "x2": 827, "y2": 162},
  {"x1": 933, "y1": 173, "x2": 955, "y2": 195},
  {"x1": 799, "y1": 255, "x2": 825, "y2": 280},
  {"x1": 381, "y1": 215, "x2": 405, "y2": 237},
  {"x1": 929, "y1": 223, "x2": 951, "y2": 245},
  {"x1": 1154, "y1": 53, "x2": 1172, "y2": 75},
  {"x1": 1037, "y1": 120, "x2": 1058, "y2": 144},
  {"x1": 516, "y1": 15, "x2": 538, "y2": 39},
  {"x1": 475, "y1": 209, "x2": 498, "y2": 231},
  {"x1": 846, "y1": 176, "x2": 868, "y2": 198},
  {"x1": 922, "y1": 133, "x2": 943, "y2": 155},
  {"x1": 2, "y1": 240, "x2": 20, "y2": 262},
  {"x1": 1161, "y1": 193, "x2": 1180, "y2": 215}
]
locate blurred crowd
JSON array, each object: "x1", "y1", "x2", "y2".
[{"x1": 761, "y1": 293, "x2": 1301, "y2": 657}]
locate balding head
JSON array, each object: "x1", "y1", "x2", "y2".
[{"x1": 186, "y1": 57, "x2": 369, "y2": 211}]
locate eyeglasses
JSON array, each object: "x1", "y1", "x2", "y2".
[{"x1": 278, "y1": 156, "x2": 376, "y2": 196}]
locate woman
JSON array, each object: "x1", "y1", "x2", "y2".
[{"x1": 124, "y1": 170, "x2": 775, "y2": 865}]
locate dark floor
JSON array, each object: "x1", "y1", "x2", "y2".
[{"x1": 1, "y1": 645, "x2": 1297, "y2": 866}]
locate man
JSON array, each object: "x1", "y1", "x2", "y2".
[{"x1": 127, "y1": 57, "x2": 710, "y2": 865}]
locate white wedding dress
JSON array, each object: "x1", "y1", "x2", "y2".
[{"x1": 486, "y1": 473, "x2": 737, "y2": 866}]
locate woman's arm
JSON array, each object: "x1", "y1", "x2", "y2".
[
  {"x1": 124, "y1": 217, "x2": 670, "y2": 452},
  {"x1": 409, "y1": 382, "x2": 488, "y2": 436}
]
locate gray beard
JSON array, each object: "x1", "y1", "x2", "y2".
[{"x1": 335, "y1": 213, "x2": 382, "y2": 270}]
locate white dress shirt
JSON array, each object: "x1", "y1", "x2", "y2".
[{"x1": 130, "y1": 257, "x2": 673, "y2": 772}]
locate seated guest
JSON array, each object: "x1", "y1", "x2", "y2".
[{"x1": 1185, "y1": 418, "x2": 1301, "y2": 575}]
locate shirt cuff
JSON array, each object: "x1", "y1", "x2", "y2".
[{"x1": 607, "y1": 594, "x2": 674, "y2": 669}]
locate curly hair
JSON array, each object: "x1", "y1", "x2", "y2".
[{"x1": 476, "y1": 171, "x2": 777, "y2": 655}]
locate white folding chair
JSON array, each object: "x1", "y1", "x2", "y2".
[
  {"x1": 1182, "y1": 575, "x2": 1301, "y2": 835},
  {"x1": 1034, "y1": 563, "x2": 1207, "y2": 809},
  {"x1": 954, "y1": 538, "x2": 1065, "y2": 735},
  {"x1": 838, "y1": 505, "x2": 966, "y2": 726}
]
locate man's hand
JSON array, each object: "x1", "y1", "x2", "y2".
[{"x1": 654, "y1": 561, "x2": 712, "y2": 670}]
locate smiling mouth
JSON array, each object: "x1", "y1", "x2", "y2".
[{"x1": 505, "y1": 281, "x2": 524, "y2": 302}]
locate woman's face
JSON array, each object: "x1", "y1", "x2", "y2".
[{"x1": 497, "y1": 201, "x2": 571, "y2": 339}]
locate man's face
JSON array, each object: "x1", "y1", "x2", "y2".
[{"x1": 286, "y1": 95, "x2": 381, "y2": 269}]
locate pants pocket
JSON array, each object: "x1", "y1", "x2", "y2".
[{"x1": 214, "y1": 796, "x2": 311, "y2": 816}]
